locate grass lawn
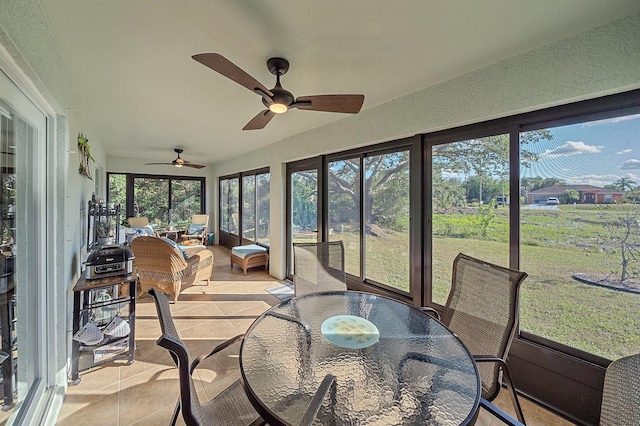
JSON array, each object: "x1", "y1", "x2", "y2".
[{"x1": 330, "y1": 203, "x2": 640, "y2": 360}]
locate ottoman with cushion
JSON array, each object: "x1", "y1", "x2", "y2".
[{"x1": 230, "y1": 244, "x2": 269, "y2": 275}]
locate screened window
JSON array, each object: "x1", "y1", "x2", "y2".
[
  {"x1": 219, "y1": 170, "x2": 269, "y2": 246},
  {"x1": 519, "y1": 113, "x2": 640, "y2": 360},
  {"x1": 328, "y1": 158, "x2": 360, "y2": 277},
  {"x1": 363, "y1": 151, "x2": 410, "y2": 291},
  {"x1": 107, "y1": 173, "x2": 205, "y2": 229},
  {"x1": 431, "y1": 135, "x2": 510, "y2": 304}
]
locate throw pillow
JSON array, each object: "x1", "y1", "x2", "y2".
[
  {"x1": 161, "y1": 237, "x2": 188, "y2": 260},
  {"x1": 187, "y1": 224, "x2": 206, "y2": 235}
]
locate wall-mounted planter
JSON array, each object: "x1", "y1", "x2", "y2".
[{"x1": 78, "y1": 133, "x2": 94, "y2": 180}]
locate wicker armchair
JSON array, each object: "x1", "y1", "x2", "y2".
[
  {"x1": 427, "y1": 253, "x2": 528, "y2": 424},
  {"x1": 293, "y1": 241, "x2": 347, "y2": 296},
  {"x1": 180, "y1": 214, "x2": 209, "y2": 245},
  {"x1": 130, "y1": 236, "x2": 213, "y2": 303},
  {"x1": 148, "y1": 288, "x2": 264, "y2": 426}
]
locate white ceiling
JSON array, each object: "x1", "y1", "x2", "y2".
[{"x1": 40, "y1": 0, "x2": 640, "y2": 166}]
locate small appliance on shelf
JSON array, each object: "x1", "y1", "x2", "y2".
[{"x1": 84, "y1": 245, "x2": 135, "y2": 280}]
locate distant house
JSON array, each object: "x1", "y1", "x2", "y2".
[{"x1": 525, "y1": 185, "x2": 625, "y2": 204}]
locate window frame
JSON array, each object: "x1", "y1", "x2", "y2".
[{"x1": 218, "y1": 167, "x2": 269, "y2": 249}]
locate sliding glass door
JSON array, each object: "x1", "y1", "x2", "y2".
[{"x1": 0, "y1": 69, "x2": 48, "y2": 422}]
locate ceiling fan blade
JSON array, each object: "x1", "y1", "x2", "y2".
[
  {"x1": 293, "y1": 94, "x2": 364, "y2": 114},
  {"x1": 243, "y1": 109, "x2": 276, "y2": 130},
  {"x1": 192, "y1": 53, "x2": 274, "y2": 98},
  {"x1": 184, "y1": 163, "x2": 206, "y2": 169}
]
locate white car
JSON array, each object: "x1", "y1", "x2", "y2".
[{"x1": 546, "y1": 197, "x2": 560, "y2": 205}]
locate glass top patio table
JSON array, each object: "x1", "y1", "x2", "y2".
[{"x1": 240, "y1": 291, "x2": 481, "y2": 426}]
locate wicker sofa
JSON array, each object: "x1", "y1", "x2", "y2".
[{"x1": 130, "y1": 236, "x2": 213, "y2": 302}]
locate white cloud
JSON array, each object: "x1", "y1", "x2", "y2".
[
  {"x1": 542, "y1": 141, "x2": 604, "y2": 158},
  {"x1": 615, "y1": 149, "x2": 633, "y2": 155},
  {"x1": 620, "y1": 159, "x2": 640, "y2": 170},
  {"x1": 565, "y1": 173, "x2": 639, "y2": 187}
]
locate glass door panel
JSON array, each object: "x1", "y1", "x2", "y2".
[
  {"x1": 291, "y1": 170, "x2": 318, "y2": 244},
  {"x1": 242, "y1": 175, "x2": 256, "y2": 240},
  {"x1": 0, "y1": 77, "x2": 47, "y2": 419},
  {"x1": 256, "y1": 173, "x2": 270, "y2": 245},
  {"x1": 364, "y1": 151, "x2": 410, "y2": 291},
  {"x1": 328, "y1": 158, "x2": 360, "y2": 277},
  {"x1": 431, "y1": 135, "x2": 510, "y2": 305}
]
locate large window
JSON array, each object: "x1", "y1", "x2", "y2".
[
  {"x1": 107, "y1": 173, "x2": 205, "y2": 230},
  {"x1": 431, "y1": 135, "x2": 510, "y2": 304},
  {"x1": 519, "y1": 114, "x2": 640, "y2": 360},
  {"x1": 219, "y1": 169, "x2": 269, "y2": 248}
]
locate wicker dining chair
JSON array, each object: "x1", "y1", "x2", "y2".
[
  {"x1": 180, "y1": 214, "x2": 209, "y2": 245},
  {"x1": 131, "y1": 236, "x2": 213, "y2": 303},
  {"x1": 293, "y1": 241, "x2": 347, "y2": 296},
  {"x1": 148, "y1": 288, "x2": 264, "y2": 426},
  {"x1": 429, "y1": 253, "x2": 528, "y2": 424}
]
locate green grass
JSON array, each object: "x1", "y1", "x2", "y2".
[{"x1": 331, "y1": 203, "x2": 640, "y2": 360}]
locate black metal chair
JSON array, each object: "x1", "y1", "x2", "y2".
[
  {"x1": 293, "y1": 241, "x2": 347, "y2": 296},
  {"x1": 148, "y1": 288, "x2": 263, "y2": 426},
  {"x1": 424, "y1": 253, "x2": 528, "y2": 424}
]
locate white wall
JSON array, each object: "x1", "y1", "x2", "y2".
[{"x1": 212, "y1": 12, "x2": 640, "y2": 279}]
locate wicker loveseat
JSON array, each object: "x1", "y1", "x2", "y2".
[{"x1": 130, "y1": 236, "x2": 213, "y2": 302}]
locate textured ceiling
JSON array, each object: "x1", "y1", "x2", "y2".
[{"x1": 39, "y1": 0, "x2": 640, "y2": 165}]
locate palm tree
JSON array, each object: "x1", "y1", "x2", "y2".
[{"x1": 612, "y1": 177, "x2": 637, "y2": 192}]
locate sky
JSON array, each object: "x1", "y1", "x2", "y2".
[{"x1": 521, "y1": 113, "x2": 640, "y2": 187}]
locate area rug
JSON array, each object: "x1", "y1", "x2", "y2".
[{"x1": 266, "y1": 282, "x2": 294, "y2": 301}]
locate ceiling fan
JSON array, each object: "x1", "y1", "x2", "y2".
[
  {"x1": 192, "y1": 53, "x2": 365, "y2": 130},
  {"x1": 144, "y1": 149, "x2": 205, "y2": 169}
]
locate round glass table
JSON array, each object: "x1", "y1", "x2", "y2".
[{"x1": 240, "y1": 291, "x2": 480, "y2": 425}]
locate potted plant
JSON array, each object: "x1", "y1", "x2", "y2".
[{"x1": 96, "y1": 220, "x2": 113, "y2": 246}]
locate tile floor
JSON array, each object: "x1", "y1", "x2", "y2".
[{"x1": 53, "y1": 245, "x2": 572, "y2": 425}]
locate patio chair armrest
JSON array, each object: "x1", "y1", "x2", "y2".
[
  {"x1": 418, "y1": 306, "x2": 441, "y2": 322},
  {"x1": 297, "y1": 374, "x2": 336, "y2": 426},
  {"x1": 474, "y1": 356, "x2": 526, "y2": 424},
  {"x1": 480, "y1": 397, "x2": 524, "y2": 426},
  {"x1": 190, "y1": 334, "x2": 245, "y2": 374}
]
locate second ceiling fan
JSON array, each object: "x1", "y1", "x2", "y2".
[{"x1": 192, "y1": 53, "x2": 365, "y2": 130}]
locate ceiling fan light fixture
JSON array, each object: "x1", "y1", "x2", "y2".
[
  {"x1": 174, "y1": 163, "x2": 183, "y2": 168},
  {"x1": 269, "y1": 103, "x2": 288, "y2": 114}
]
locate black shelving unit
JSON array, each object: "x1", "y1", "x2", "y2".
[
  {"x1": 71, "y1": 274, "x2": 136, "y2": 385},
  {"x1": 87, "y1": 201, "x2": 121, "y2": 250}
]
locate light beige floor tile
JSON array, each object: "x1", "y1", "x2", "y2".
[{"x1": 57, "y1": 383, "x2": 120, "y2": 426}]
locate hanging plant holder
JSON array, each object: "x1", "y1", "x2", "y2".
[{"x1": 78, "y1": 133, "x2": 95, "y2": 180}]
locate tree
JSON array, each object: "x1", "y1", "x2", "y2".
[
  {"x1": 434, "y1": 130, "x2": 551, "y2": 204},
  {"x1": 327, "y1": 152, "x2": 409, "y2": 233},
  {"x1": 598, "y1": 206, "x2": 640, "y2": 282},
  {"x1": 560, "y1": 189, "x2": 580, "y2": 204},
  {"x1": 612, "y1": 177, "x2": 637, "y2": 193}
]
